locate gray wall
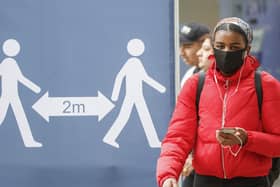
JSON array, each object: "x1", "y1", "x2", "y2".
[{"x1": 179, "y1": 0, "x2": 220, "y2": 29}]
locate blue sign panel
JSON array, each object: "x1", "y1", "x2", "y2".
[{"x1": 0, "y1": 1, "x2": 174, "y2": 186}]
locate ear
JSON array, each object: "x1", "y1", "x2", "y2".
[{"x1": 246, "y1": 45, "x2": 251, "y2": 55}]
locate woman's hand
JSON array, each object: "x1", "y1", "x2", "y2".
[
  {"x1": 162, "y1": 178, "x2": 178, "y2": 187},
  {"x1": 181, "y1": 155, "x2": 193, "y2": 176},
  {"x1": 216, "y1": 127, "x2": 247, "y2": 146}
]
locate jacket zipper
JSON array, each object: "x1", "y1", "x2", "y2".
[{"x1": 221, "y1": 79, "x2": 229, "y2": 179}]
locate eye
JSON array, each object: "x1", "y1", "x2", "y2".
[
  {"x1": 230, "y1": 46, "x2": 242, "y2": 51},
  {"x1": 204, "y1": 46, "x2": 211, "y2": 51},
  {"x1": 215, "y1": 44, "x2": 224, "y2": 49},
  {"x1": 182, "y1": 44, "x2": 192, "y2": 49}
]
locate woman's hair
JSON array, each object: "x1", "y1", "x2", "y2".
[{"x1": 213, "y1": 23, "x2": 248, "y2": 46}]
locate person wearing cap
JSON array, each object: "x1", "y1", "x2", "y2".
[
  {"x1": 179, "y1": 23, "x2": 211, "y2": 187},
  {"x1": 180, "y1": 23, "x2": 210, "y2": 87},
  {"x1": 157, "y1": 17, "x2": 280, "y2": 187}
]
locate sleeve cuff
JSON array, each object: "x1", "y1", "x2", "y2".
[{"x1": 243, "y1": 131, "x2": 254, "y2": 150}]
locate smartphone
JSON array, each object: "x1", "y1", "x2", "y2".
[{"x1": 219, "y1": 128, "x2": 236, "y2": 134}]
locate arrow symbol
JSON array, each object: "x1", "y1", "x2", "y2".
[{"x1": 32, "y1": 91, "x2": 115, "y2": 122}]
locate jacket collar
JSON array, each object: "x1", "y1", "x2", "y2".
[{"x1": 208, "y1": 54, "x2": 260, "y2": 83}]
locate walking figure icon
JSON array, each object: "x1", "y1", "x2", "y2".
[
  {"x1": 0, "y1": 39, "x2": 42, "y2": 147},
  {"x1": 103, "y1": 38, "x2": 166, "y2": 148}
]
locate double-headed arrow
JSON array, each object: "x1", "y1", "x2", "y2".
[{"x1": 32, "y1": 91, "x2": 115, "y2": 122}]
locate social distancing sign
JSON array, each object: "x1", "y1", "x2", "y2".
[{"x1": 0, "y1": 1, "x2": 174, "y2": 187}]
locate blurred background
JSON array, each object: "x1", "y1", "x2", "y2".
[{"x1": 179, "y1": 0, "x2": 280, "y2": 80}]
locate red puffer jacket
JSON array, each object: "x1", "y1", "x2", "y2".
[{"x1": 157, "y1": 55, "x2": 280, "y2": 187}]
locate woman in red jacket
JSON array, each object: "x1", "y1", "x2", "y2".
[{"x1": 157, "y1": 17, "x2": 280, "y2": 187}]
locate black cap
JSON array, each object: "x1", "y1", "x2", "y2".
[{"x1": 180, "y1": 23, "x2": 210, "y2": 45}]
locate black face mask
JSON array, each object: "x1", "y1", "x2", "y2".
[{"x1": 214, "y1": 48, "x2": 246, "y2": 75}]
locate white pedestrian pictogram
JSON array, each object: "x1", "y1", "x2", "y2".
[
  {"x1": 103, "y1": 38, "x2": 166, "y2": 148},
  {"x1": 0, "y1": 39, "x2": 42, "y2": 147}
]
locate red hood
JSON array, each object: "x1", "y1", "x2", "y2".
[{"x1": 208, "y1": 54, "x2": 260, "y2": 83}]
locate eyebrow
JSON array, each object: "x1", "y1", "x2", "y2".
[
  {"x1": 230, "y1": 42, "x2": 242, "y2": 45},
  {"x1": 181, "y1": 43, "x2": 193, "y2": 47},
  {"x1": 215, "y1": 42, "x2": 242, "y2": 45}
]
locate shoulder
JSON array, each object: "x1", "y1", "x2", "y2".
[
  {"x1": 126, "y1": 57, "x2": 142, "y2": 67},
  {"x1": 179, "y1": 73, "x2": 200, "y2": 101},
  {"x1": 260, "y1": 71, "x2": 280, "y2": 99},
  {"x1": 180, "y1": 67, "x2": 197, "y2": 87},
  {"x1": 2, "y1": 57, "x2": 17, "y2": 64},
  {"x1": 261, "y1": 71, "x2": 280, "y2": 87}
]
